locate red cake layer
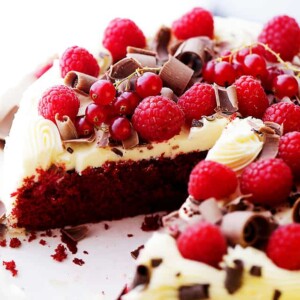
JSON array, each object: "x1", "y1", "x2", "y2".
[{"x1": 11, "y1": 151, "x2": 207, "y2": 230}]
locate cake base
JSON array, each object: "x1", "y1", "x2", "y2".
[{"x1": 11, "y1": 151, "x2": 207, "y2": 230}]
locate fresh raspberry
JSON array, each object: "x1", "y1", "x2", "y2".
[
  {"x1": 267, "y1": 224, "x2": 300, "y2": 270},
  {"x1": 102, "y1": 18, "x2": 146, "y2": 62},
  {"x1": 178, "y1": 83, "x2": 216, "y2": 122},
  {"x1": 172, "y1": 7, "x2": 214, "y2": 40},
  {"x1": 38, "y1": 85, "x2": 80, "y2": 123},
  {"x1": 263, "y1": 102, "x2": 300, "y2": 134},
  {"x1": 132, "y1": 96, "x2": 184, "y2": 142},
  {"x1": 59, "y1": 46, "x2": 100, "y2": 78},
  {"x1": 240, "y1": 158, "x2": 293, "y2": 206},
  {"x1": 188, "y1": 160, "x2": 238, "y2": 201},
  {"x1": 235, "y1": 75, "x2": 269, "y2": 118},
  {"x1": 177, "y1": 222, "x2": 227, "y2": 268},
  {"x1": 258, "y1": 15, "x2": 300, "y2": 62},
  {"x1": 278, "y1": 132, "x2": 300, "y2": 177}
]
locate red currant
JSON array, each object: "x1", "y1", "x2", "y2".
[
  {"x1": 113, "y1": 92, "x2": 141, "y2": 115},
  {"x1": 262, "y1": 66, "x2": 284, "y2": 91},
  {"x1": 214, "y1": 61, "x2": 236, "y2": 86},
  {"x1": 235, "y1": 45, "x2": 266, "y2": 63},
  {"x1": 220, "y1": 50, "x2": 232, "y2": 62},
  {"x1": 85, "y1": 103, "x2": 107, "y2": 126},
  {"x1": 135, "y1": 72, "x2": 162, "y2": 98},
  {"x1": 242, "y1": 54, "x2": 267, "y2": 79},
  {"x1": 109, "y1": 117, "x2": 132, "y2": 141},
  {"x1": 202, "y1": 60, "x2": 215, "y2": 83},
  {"x1": 75, "y1": 116, "x2": 94, "y2": 137},
  {"x1": 90, "y1": 80, "x2": 116, "y2": 105},
  {"x1": 273, "y1": 74, "x2": 299, "y2": 99},
  {"x1": 233, "y1": 62, "x2": 244, "y2": 79}
]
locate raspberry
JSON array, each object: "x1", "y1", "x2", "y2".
[
  {"x1": 38, "y1": 85, "x2": 80, "y2": 123},
  {"x1": 172, "y1": 7, "x2": 214, "y2": 40},
  {"x1": 263, "y1": 102, "x2": 300, "y2": 134},
  {"x1": 278, "y1": 132, "x2": 300, "y2": 177},
  {"x1": 267, "y1": 224, "x2": 300, "y2": 270},
  {"x1": 178, "y1": 83, "x2": 216, "y2": 122},
  {"x1": 235, "y1": 75, "x2": 269, "y2": 118},
  {"x1": 240, "y1": 158, "x2": 293, "y2": 206},
  {"x1": 188, "y1": 160, "x2": 238, "y2": 201},
  {"x1": 59, "y1": 46, "x2": 100, "y2": 78},
  {"x1": 102, "y1": 18, "x2": 146, "y2": 62},
  {"x1": 258, "y1": 15, "x2": 300, "y2": 62},
  {"x1": 132, "y1": 96, "x2": 184, "y2": 142},
  {"x1": 177, "y1": 222, "x2": 227, "y2": 268}
]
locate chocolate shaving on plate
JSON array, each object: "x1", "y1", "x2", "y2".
[
  {"x1": 159, "y1": 56, "x2": 193, "y2": 96},
  {"x1": 131, "y1": 265, "x2": 150, "y2": 289},
  {"x1": 292, "y1": 197, "x2": 300, "y2": 223},
  {"x1": 224, "y1": 259, "x2": 244, "y2": 294},
  {"x1": 174, "y1": 37, "x2": 214, "y2": 76},
  {"x1": 151, "y1": 26, "x2": 172, "y2": 63},
  {"x1": 213, "y1": 84, "x2": 238, "y2": 114},
  {"x1": 108, "y1": 58, "x2": 142, "y2": 81},
  {"x1": 0, "y1": 105, "x2": 18, "y2": 140},
  {"x1": 55, "y1": 115, "x2": 78, "y2": 141},
  {"x1": 64, "y1": 71, "x2": 98, "y2": 94},
  {"x1": 130, "y1": 245, "x2": 144, "y2": 260},
  {"x1": 122, "y1": 127, "x2": 139, "y2": 149},
  {"x1": 61, "y1": 225, "x2": 88, "y2": 242},
  {"x1": 179, "y1": 284, "x2": 210, "y2": 300},
  {"x1": 221, "y1": 211, "x2": 272, "y2": 247},
  {"x1": 198, "y1": 198, "x2": 223, "y2": 224}
]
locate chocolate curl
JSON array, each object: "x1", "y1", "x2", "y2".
[
  {"x1": 151, "y1": 26, "x2": 172, "y2": 62},
  {"x1": 75, "y1": 91, "x2": 93, "y2": 116},
  {"x1": 292, "y1": 197, "x2": 300, "y2": 223},
  {"x1": 0, "y1": 106, "x2": 18, "y2": 140},
  {"x1": 96, "y1": 129, "x2": 110, "y2": 147},
  {"x1": 63, "y1": 133, "x2": 95, "y2": 144},
  {"x1": 213, "y1": 84, "x2": 238, "y2": 114},
  {"x1": 198, "y1": 198, "x2": 223, "y2": 224},
  {"x1": 159, "y1": 56, "x2": 193, "y2": 95},
  {"x1": 160, "y1": 87, "x2": 178, "y2": 102},
  {"x1": 55, "y1": 115, "x2": 78, "y2": 141},
  {"x1": 264, "y1": 121, "x2": 283, "y2": 136},
  {"x1": 127, "y1": 46, "x2": 156, "y2": 56},
  {"x1": 108, "y1": 58, "x2": 142, "y2": 81},
  {"x1": 127, "y1": 53, "x2": 157, "y2": 68},
  {"x1": 174, "y1": 37, "x2": 214, "y2": 76},
  {"x1": 257, "y1": 132, "x2": 280, "y2": 161},
  {"x1": 64, "y1": 71, "x2": 98, "y2": 94},
  {"x1": 221, "y1": 211, "x2": 271, "y2": 247},
  {"x1": 122, "y1": 127, "x2": 139, "y2": 149}
]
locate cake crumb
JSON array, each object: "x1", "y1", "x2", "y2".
[
  {"x1": 9, "y1": 238, "x2": 22, "y2": 248},
  {"x1": 39, "y1": 239, "x2": 47, "y2": 246},
  {"x1": 73, "y1": 258, "x2": 85, "y2": 266},
  {"x1": 51, "y1": 244, "x2": 68, "y2": 262},
  {"x1": 0, "y1": 239, "x2": 7, "y2": 247},
  {"x1": 3, "y1": 260, "x2": 18, "y2": 277},
  {"x1": 141, "y1": 214, "x2": 162, "y2": 231},
  {"x1": 83, "y1": 250, "x2": 89, "y2": 255},
  {"x1": 28, "y1": 231, "x2": 37, "y2": 242},
  {"x1": 104, "y1": 223, "x2": 110, "y2": 230}
]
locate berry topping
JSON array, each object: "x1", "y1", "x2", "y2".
[
  {"x1": 135, "y1": 72, "x2": 163, "y2": 99},
  {"x1": 261, "y1": 66, "x2": 284, "y2": 92},
  {"x1": 109, "y1": 117, "x2": 132, "y2": 141},
  {"x1": 177, "y1": 222, "x2": 227, "y2": 268},
  {"x1": 172, "y1": 7, "x2": 214, "y2": 40},
  {"x1": 258, "y1": 15, "x2": 300, "y2": 61},
  {"x1": 202, "y1": 60, "x2": 216, "y2": 84},
  {"x1": 235, "y1": 75, "x2": 269, "y2": 118},
  {"x1": 188, "y1": 160, "x2": 238, "y2": 201},
  {"x1": 102, "y1": 18, "x2": 146, "y2": 62},
  {"x1": 75, "y1": 116, "x2": 94, "y2": 137},
  {"x1": 278, "y1": 131, "x2": 300, "y2": 177},
  {"x1": 113, "y1": 92, "x2": 141, "y2": 116},
  {"x1": 132, "y1": 96, "x2": 184, "y2": 142},
  {"x1": 267, "y1": 224, "x2": 300, "y2": 270},
  {"x1": 90, "y1": 80, "x2": 116, "y2": 105},
  {"x1": 242, "y1": 53, "x2": 267, "y2": 79},
  {"x1": 85, "y1": 103, "x2": 108, "y2": 127},
  {"x1": 178, "y1": 83, "x2": 216, "y2": 122},
  {"x1": 38, "y1": 85, "x2": 80, "y2": 123},
  {"x1": 263, "y1": 102, "x2": 300, "y2": 134},
  {"x1": 240, "y1": 158, "x2": 293, "y2": 206},
  {"x1": 213, "y1": 61, "x2": 236, "y2": 87},
  {"x1": 59, "y1": 46, "x2": 100, "y2": 78},
  {"x1": 272, "y1": 74, "x2": 299, "y2": 99}
]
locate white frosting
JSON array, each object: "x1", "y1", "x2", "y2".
[{"x1": 206, "y1": 117, "x2": 264, "y2": 171}]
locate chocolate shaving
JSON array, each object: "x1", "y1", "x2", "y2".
[
  {"x1": 159, "y1": 56, "x2": 193, "y2": 95},
  {"x1": 224, "y1": 260, "x2": 244, "y2": 294},
  {"x1": 160, "y1": 87, "x2": 178, "y2": 102},
  {"x1": 273, "y1": 289, "x2": 282, "y2": 300},
  {"x1": 131, "y1": 265, "x2": 150, "y2": 289},
  {"x1": 151, "y1": 26, "x2": 172, "y2": 62},
  {"x1": 264, "y1": 121, "x2": 283, "y2": 136},
  {"x1": 198, "y1": 198, "x2": 223, "y2": 224},
  {"x1": 55, "y1": 115, "x2": 78, "y2": 141},
  {"x1": 257, "y1": 132, "x2": 280, "y2": 161},
  {"x1": 221, "y1": 211, "x2": 271, "y2": 247},
  {"x1": 63, "y1": 132, "x2": 96, "y2": 144},
  {"x1": 292, "y1": 197, "x2": 300, "y2": 223},
  {"x1": 108, "y1": 58, "x2": 141, "y2": 81},
  {"x1": 0, "y1": 105, "x2": 18, "y2": 140},
  {"x1": 130, "y1": 245, "x2": 144, "y2": 260},
  {"x1": 111, "y1": 147, "x2": 123, "y2": 157},
  {"x1": 127, "y1": 53, "x2": 157, "y2": 68},
  {"x1": 179, "y1": 284, "x2": 210, "y2": 300},
  {"x1": 151, "y1": 258, "x2": 163, "y2": 268},
  {"x1": 249, "y1": 265, "x2": 262, "y2": 277},
  {"x1": 225, "y1": 196, "x2": 254, "y2": 213},
  {"x1": 66, "y1": 147, "x2": 73, "y2": 154},
  {"x1": 122, "y1": 127, "x2": 139, "y2": 149},
  {"x1": 213, "y1": 84, "x2": 238, "y2": 114},
  {"x1": 61, "y1": 225, "x2": 88, "y2": 242},
  {"x1": 127, "y1": 46, "x2": 156, "y2": 56},
  {"x1": 96, "y1": 129, "x2": 110, "y2": 147},
  {"x1": 64, "y1": 71, "x2": 98, "y2": 94},
  {"x1": 174, "y1": 37, "x2": 214, "y2": 76}
]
